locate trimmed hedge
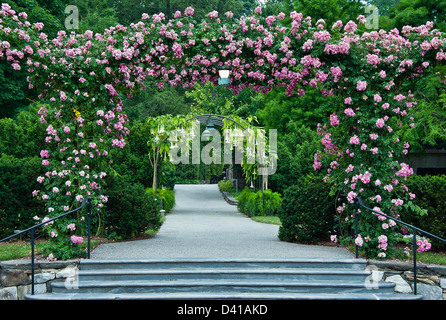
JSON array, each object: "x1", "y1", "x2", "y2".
[
  {"x1": 401, "y1": 174, "x2": 446, "y2": 249},
  {"x1": 236, "y1": 187, "x2": 282, "y2": 217},
  {"x1": 278, "y1": 175, "x2": 336, "y2": 244},
  {"x1": 218, "y1": 179, "x2": 233, "y2": 192}
]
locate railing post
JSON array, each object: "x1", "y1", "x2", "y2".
[
  {"x1": 87, "y1": 198, "x2": 92, "y2": 259},
  {"x1": 354, "y1": 199, "x2": 359, "y2": 259},
  {"x1": 413, "y1": 227, "x2": 417, "y2": 295},
  {"x1": 30, "y1": 229, "x2": 35, "y2": 295}
]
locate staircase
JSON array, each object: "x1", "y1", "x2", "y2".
[{"x1": 25, "y1": 258, "x2": 422, "y2": 300}]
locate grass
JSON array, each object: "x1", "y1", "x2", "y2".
[
  {"x1": 251, "y1": 216, "x2": 282, "y2": 225},
  {"x1": 407, "y1": 250, "x2": 446, "y2": 265},
  {"x1": 0, "y1": 238, "x2": 99, "y2": 261},
  {"x1": 0, "y1": 241, "x2": 45, "y2": 261},
  {"x1": 347, "y1": 244, "x2": 446, "y2": 266}
]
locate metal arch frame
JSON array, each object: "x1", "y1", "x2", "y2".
[{"x1": 186, "y1": 114, "x2": 248, "y2": 131}]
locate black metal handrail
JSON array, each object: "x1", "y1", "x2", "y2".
[
  {"x1": 354, "y1": 197, "x2": 446, "y2": 295},
  {"x1": 0, "y1": 197, "x2": 92, "y2": 295}
]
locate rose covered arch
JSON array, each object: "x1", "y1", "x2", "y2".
[{"x1": 1, "y1": 3, "x2": 445, "y2": 259}]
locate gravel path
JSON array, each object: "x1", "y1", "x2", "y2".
[{"x1": 91, "y1": 184, "x2": 353, "y2": 259}]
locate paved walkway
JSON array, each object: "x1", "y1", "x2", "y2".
[{"x1": 91, "y1": 184, "x2": 353, "y2": 259}]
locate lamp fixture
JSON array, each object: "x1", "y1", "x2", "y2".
[
  {"x1": 218, "y1": 67, "x2": 230, "y2": 85},
  {"x1": 202, "y1": 118, "x2": 215, "y2": 138}
]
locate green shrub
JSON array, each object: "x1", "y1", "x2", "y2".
[
  {"x1": 0, "y1": 154, "x2": 45, "y2": 238},
  {"x1": 245, "y1": 191, "x2": 262, "y2": 216},
  {"x1": 236, "y1": 187, "x2": 252, "y2": 214},
  {"x1": 278, "y1": 175, "x2": 336, "y2": 244},
  {"x1": 146, "y1": 187, "x2": 176, "y2": 213},
  {"x1": 107, "y1": 177, "x2": 162, "y2": 240},
  {"x1": 401, "y1": 175, "x2": 446, "y2": 249},
  {"x1": 237, "y1": 187, "x2": 282, "y2": 217},
  {"x1": 218, "y1": 180, "x2": 233, "y2": 192},
  {"x1": 159, "y1": 162, "x2": 176, "y2": 190},
  {"x1": 0, "y1": 104, "x2": 47, "y2": 158}
]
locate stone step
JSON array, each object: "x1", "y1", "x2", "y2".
[
  {"x1": 24, "y1": 258, "x2": 424, "y2": 300},
  {"x1": 50, "y1": 279, "x2": 397, "y2": 294},
  {"x1": 78, "y1": 268, "x2": 372, "y2": 282},
  {"x1": 79, "y1": 258, "x2": 368, "y2": 271},
  {"x1": 25, "y1": 291, "x2": 423, "y2": 300}
]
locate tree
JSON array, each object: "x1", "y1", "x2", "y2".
[
  {"x1": 146, "y1": 115, "x2": 191, "y2": 196},
  {"x1": 185, "y1": 81, "x2": 263, "y2": 118},
  {"x1": 122, "y1": 78, "x2": 192, "y2": 122},
  {"x1": 292, "y1": 0, "x2": 364, "y2": 27},
  {"x1": 69, "y1": 0, "x2": 120, "y2": 33},
  {"x1": 257, "y1": 86, "x2": 332, "y2": 132},
  {"x1": 388, "y1": 0, "x2": 446, "y2": 32},
  {"x1": 113, "y1": 0, "x2": 256, "y2": 25},
  {"x1": 365, "y1": 0, "x2": 399, "y2": 16},
  {"x1": 402, "y1": 68, "x2": 446, "y2": 150},
  {"x1": 268, "y1": 122, "x2": 321, "y2": 194}
]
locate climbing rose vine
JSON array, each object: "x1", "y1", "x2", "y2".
[{"x1": 1, "y1": 2, "x2": 445, "y2": 259}]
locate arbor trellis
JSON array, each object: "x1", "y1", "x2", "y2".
[
  {"x1": 1, "y1": 3, "x2": 446, "y2": 259},
  {"x1": 147, "y1": 112, "x2": 272, "y2": 195}
]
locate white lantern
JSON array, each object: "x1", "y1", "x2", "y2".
[{"x1": 218, "y1": 68, "x2": 230, "y2": 85}]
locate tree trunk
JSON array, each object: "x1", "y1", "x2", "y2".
[{"x1": 152, "y1": 145, "x2": 160, "y2": 198}]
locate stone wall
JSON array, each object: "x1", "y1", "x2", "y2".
[
  {"x1": 368, "y1": 260, "x2": 446, "y2": 300},
  {"x1": 0, "y1": 259, "x2": 79, "y2": 300}
]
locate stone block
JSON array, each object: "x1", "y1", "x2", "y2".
[
  {"x1": 1, "y1": 269, "x2": 31, "y2": 287},
  {"x1": 56, "y1": 266, "x2": 78, "y2": 279},
  {"x1": 416, "y1": 283, "x2": 443, "y2": 300},
  {"x1": 34, "y1": 283, "x2": 47, "y2": 294},
  {"x1": 404, "y1": 272, "x2": 439, "y2": 285},
  {"x1": 17, "y1": 285, "x2": 30, "y2": 300},
  {"x1": 19, "y1": 283, "x2": 47, "y2": 298},
  {"x1": 427, "y1": 265, "x2": 446, "y2": 276},
  {"x1": 440, "y1": 277, "x2": 446, "y2": 289},
  {"x1": 0, "y1": 287, "x2": 17, "y2": 300},
  {"x1": 0, "y1": 260, "x2": 32, "y2": 271},
  {"x1": 386, "y1": 275, "x2": 412, "y2": 293},
  {"x1": 39, "y1": 260, "x2": 78, "y2": 270},
  {"x1": 34, "y1": 271, "x2": 55, "y2": 284}
]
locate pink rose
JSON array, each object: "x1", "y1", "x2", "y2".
[
  {"x1": 344, "y1": 108, "x2": 355, "y2": 117},
  {"x1": 184, "y1": 7, "x2": 194, "y2": 16},
  {"x1": 70, "y1": 235, "x2": 83, "y2": 244},
  {"x1": 376, "y1": 118, "x2": 385, "y2": 128},
  {"x1": 356, "y1": 80, "x2": 367, "y2": 91},
  {"x1": 349, "y1": 135, "x2": 360, "y2": 145}
]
